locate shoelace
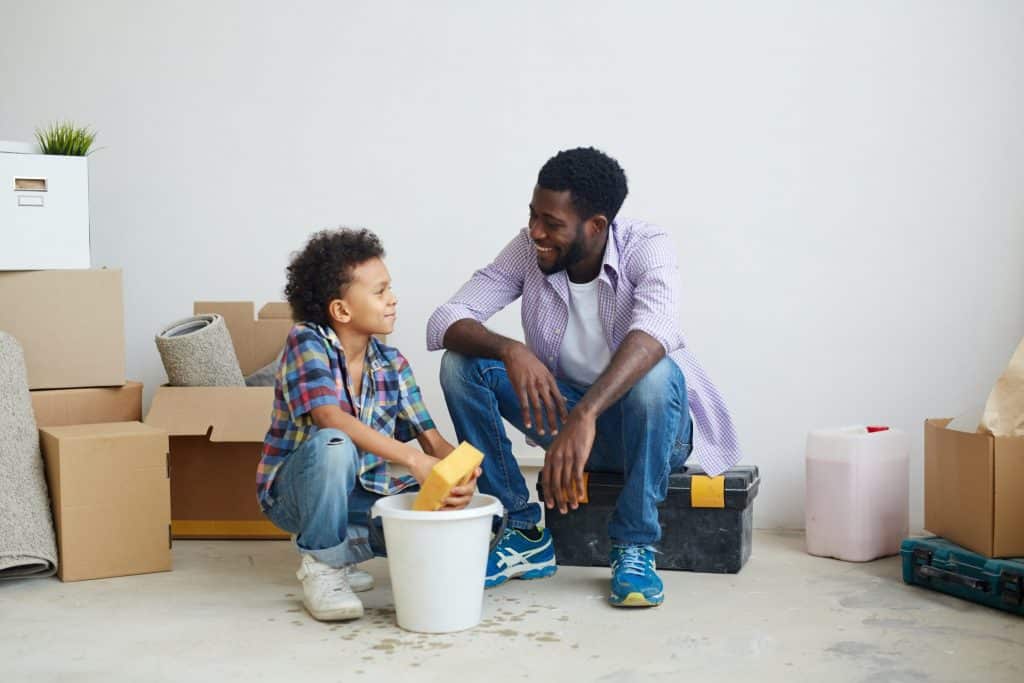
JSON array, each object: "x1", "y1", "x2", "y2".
[
  {"x1": 614, "y1": 546, "x2": 650, "y2": 576},
  {"x1": 306, "y1": 562, "x2": 352, "y2": 591}
]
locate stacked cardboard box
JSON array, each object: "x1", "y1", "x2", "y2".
[{"x1": 0, "y1": 267, "x2": 171, "y2": 582}]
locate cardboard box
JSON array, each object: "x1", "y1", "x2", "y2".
[
  {"x1": 0, "y1": 269, "x2": 126, "y2": 390},
  {"x1": 194, "y1": 301, "x2": 293, "y2": 376},
  {"x1": 146, "y1": 301, "x2": 293, "y2": 539},
  {"x1": 1, "y1": 143, "x2": 90, "y2": 270},
  {"x1": 145, "y1": 386, "x2": 286, "y2": 539},
  {"x1": 31, "y1": 381, "x2": 143, "y2": 428},
  {"x1": 40, "y1": 422, "x2": 172, "y2": 582},
  {"x1": 924, "y1": 418, "x2": 1024, "y2": 557}
]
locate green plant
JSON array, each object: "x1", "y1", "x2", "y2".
[{"x1": 34, "y1": 122, "x2": 96, "y2": 156}]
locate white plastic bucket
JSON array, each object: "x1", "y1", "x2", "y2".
[{"x1": 371, "y1": 493, "x2": 503, "y2": 633}]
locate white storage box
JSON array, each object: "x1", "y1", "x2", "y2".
[{"x1": 1, "y1": 141, "x2": 90, "y2": 270}]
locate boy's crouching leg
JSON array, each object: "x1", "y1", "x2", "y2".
[{"x1": 275, "y1": 428, "x2": 370, "y2": 621}]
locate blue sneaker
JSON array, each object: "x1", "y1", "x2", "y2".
[
  {"x1": 485, "y1": 527, "x2": 557, "y2": 588},
  {"x1": 609, "y1": 545, "x2": 663, "y2": 607}
]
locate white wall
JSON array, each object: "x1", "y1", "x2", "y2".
[{"x1": 3, "y1": 1, "x2": 1023, "y2": 530}]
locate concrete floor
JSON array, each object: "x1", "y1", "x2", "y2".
[{"x1": 2, "y1": 531, "x2": 1021, "y2": 682}]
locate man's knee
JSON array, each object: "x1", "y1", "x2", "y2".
[
  {"x1": 439, "y1": 350, "x2": 485, "y2": 390},
  {"x1": 623, "y1": 358, "x2": 686, "y2": 414}
]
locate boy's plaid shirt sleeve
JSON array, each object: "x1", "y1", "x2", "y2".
[
  {"x1": 392, "y1": 351, "x2": 436, "y2": 442},
  {"x1": 283, "y1": 326, "x2": 348, "y2": 418}
]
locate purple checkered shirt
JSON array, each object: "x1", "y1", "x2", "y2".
[{"x1": 426, "y1": 218, "x2": 741, "y2": 476}]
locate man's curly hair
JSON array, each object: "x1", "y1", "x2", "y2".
[
  {"x1": 537, "y1": 147, "x2": 628, "y2": 223},
  {"x1": 285, "y1": 228, "x2": 385, "y2": 325}
]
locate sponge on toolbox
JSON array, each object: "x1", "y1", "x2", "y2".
[{"x1": 412, "y1": 442, "x2": 484, "y2": 511}]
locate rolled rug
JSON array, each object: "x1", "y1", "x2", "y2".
[
  {"x1": 0, "y1": 332, "x2": 58, "y2": 580},
  {"x1": 155, "y1": 314, "x2": 246, "y2": 387}
]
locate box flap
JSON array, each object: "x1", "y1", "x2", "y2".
[
  {"x1": 41, "y1": 421, "x2": 165, "y2": 440},
  {"x1": 194, "y1": 301, "x2": 292, "y2": 376},
  {"x1": 31, "y1": 381, "x2": 143, "y2": 428},
  {"x1": 258, "y1": 302, "x2": 293, "y2": 320},
  {"x1": 993, "y1": 435, "x2": 1024, "y2": 557},
  {"x1": 145, "y1": 386, "x2": 273, "y2": 442},
  {"x1": 924, "y1": 418, "x2": 995, "y2": 556}
]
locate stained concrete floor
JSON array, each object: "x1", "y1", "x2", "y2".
[{"x1": 2, "y1": 531, "x2": 1021, "y2": 682}]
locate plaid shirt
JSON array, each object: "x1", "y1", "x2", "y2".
[
  {"x1": 257, "y1": 323, "x2": 436, "y2": 509},
  {"x1": 426, "y1": 218, "x2": 741, "y2": 477}
]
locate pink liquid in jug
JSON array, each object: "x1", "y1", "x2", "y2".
[{"x1": 805, "y1": 426, "x2": 909, "y2": 562}]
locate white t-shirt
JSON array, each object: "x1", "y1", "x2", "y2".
[{"x1": 559, "y1": 277, "x2": 612, "y2": 386}]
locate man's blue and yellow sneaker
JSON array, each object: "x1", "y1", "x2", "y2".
[
  {"x1": 485, "y1": 527, "x2": 557, "y2": 588},
  {"x1": 609, "y1": 545, "x2": 663, "y2": 607}
]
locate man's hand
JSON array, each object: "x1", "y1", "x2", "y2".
[
  {"x1": 541, "y1": 411, "x2": 596, "y2": 514},
  {"x1": 502, "y1": 342, "x2": 569, "y2": 436}
]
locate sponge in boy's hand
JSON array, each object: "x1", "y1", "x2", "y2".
[{"x1": 412, "y1": 442, "x2": 484, "y2": 511}]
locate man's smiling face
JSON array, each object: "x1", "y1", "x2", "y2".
[{"x1": 528, "y1": 186, "x2": 588, "y2": 275}]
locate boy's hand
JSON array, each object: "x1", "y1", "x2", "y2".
[
  {"x1": 441, "y1": 467, "x2": 482, "y2": 510},
  {"x1": 408, "y1": 450, "x2": 441, "y2": 485}
]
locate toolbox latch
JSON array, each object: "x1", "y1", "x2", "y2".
[{"x1": 998, "y1": 571, "x2": 1023, "y2": 607}]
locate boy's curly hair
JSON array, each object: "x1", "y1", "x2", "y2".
[{"x1": 285, "y1": 228, "x2": 385, "y2": 325}]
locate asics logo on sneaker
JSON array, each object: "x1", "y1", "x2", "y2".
[{"x1": 495, "y1": 537, "x2": 552, "y2": 569}]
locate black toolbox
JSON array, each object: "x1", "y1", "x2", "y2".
[
  {"x1": 900, "y1": 536, "x2": 1024, "y2": 616},
  {"x1": 538, "y1": 464, "x2": 759, "y2": 573}
]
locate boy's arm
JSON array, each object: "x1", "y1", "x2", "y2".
[
  {"x1": 416, "y1": 428, "x2": 455, "y2": 458},
  {"x1": 310, "y1": 405, "x2": 440, "y2": 484}
]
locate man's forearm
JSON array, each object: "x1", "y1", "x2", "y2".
[
  {"x1": 442, "y1": 318, "x2": 524, "y2": 362},
  {"x1": 574, "y1": 330, "x2": 666, "y2": 420}
]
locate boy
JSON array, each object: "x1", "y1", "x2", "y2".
[{"x1": 258, "y1": 228, "x2": 479, "y2": 621}]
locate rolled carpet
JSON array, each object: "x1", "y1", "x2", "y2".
[
  {"x1": 0, "y1": 332, "x2": 58, "y2": 580},
  {"x1": 155, "y1": 314, "x2": 245, "y2": 387}
]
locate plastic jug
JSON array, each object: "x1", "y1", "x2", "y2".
[{"x1": 805, "y1": 425, "x2": 909, "y2": 562}]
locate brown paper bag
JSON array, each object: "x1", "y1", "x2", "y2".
[{"x1": 981, "y1": 336, "x2": 1024, "y2": 437}]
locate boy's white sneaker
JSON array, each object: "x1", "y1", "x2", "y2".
[
  {"x1": 296, "y1": 554, "x2": 363, "y2": 621},
  {"x1": 289, "y1": 534, "x2": 373, "y2": 592},
  {"x1": 347, "y1": 567, "x2": 374, "y2": 593}
]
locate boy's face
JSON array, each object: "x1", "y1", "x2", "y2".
[{"x1": 330, "y1": 257, "x2": 397, "y2": 336}]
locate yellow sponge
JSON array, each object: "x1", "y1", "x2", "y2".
[{"x1": 412, "y1": 442, "x2": 484, "y2": 511}]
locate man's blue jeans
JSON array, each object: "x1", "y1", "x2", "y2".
[
  {"x1": 439, "y1": 352, "x2": 693, "y2": 546},
  {"x1": 263, "y1": 428, "x2": 406, "y2": 567}
]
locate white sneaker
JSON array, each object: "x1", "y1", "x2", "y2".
[
  {"x1": 347, "y1": 567, "x2": 374, "y2": 593},
  {"x1": 296, "y1": 554, "x2": 364, "y2": 621},
  {"x1": 289, "y1": 534, "x2": 373, "y2": 592}
]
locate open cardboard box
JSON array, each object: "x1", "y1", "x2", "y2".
[
  {"x1": 145, "y1": 302, "x2": 293, "y2": 539},
  {"x1": 924, "y1": 418, "x2": 1024, "y2": 557}
]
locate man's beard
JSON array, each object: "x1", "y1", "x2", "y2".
[{"x1": 538, "y1": 223, "x2": 586, "y2": 275}]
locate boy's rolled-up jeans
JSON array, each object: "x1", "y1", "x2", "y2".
[{"x1": 264, "y1": 428, "x2": 406, "y2": 567}]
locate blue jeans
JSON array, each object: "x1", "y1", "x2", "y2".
[
  {"x1": 439, "y1": 352, "x2": 693, "y2": 546},
  {"x1": 264, "y1": 428, "x2": 408, "y2": 567}
]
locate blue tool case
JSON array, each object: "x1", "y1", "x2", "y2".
[{"x1": 900, "y1": 536, "x2": 1024, "y2": 616}]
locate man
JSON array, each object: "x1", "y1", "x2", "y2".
[{"x1": 426, "y1": 147, "x2": 741, "y2": 607}]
